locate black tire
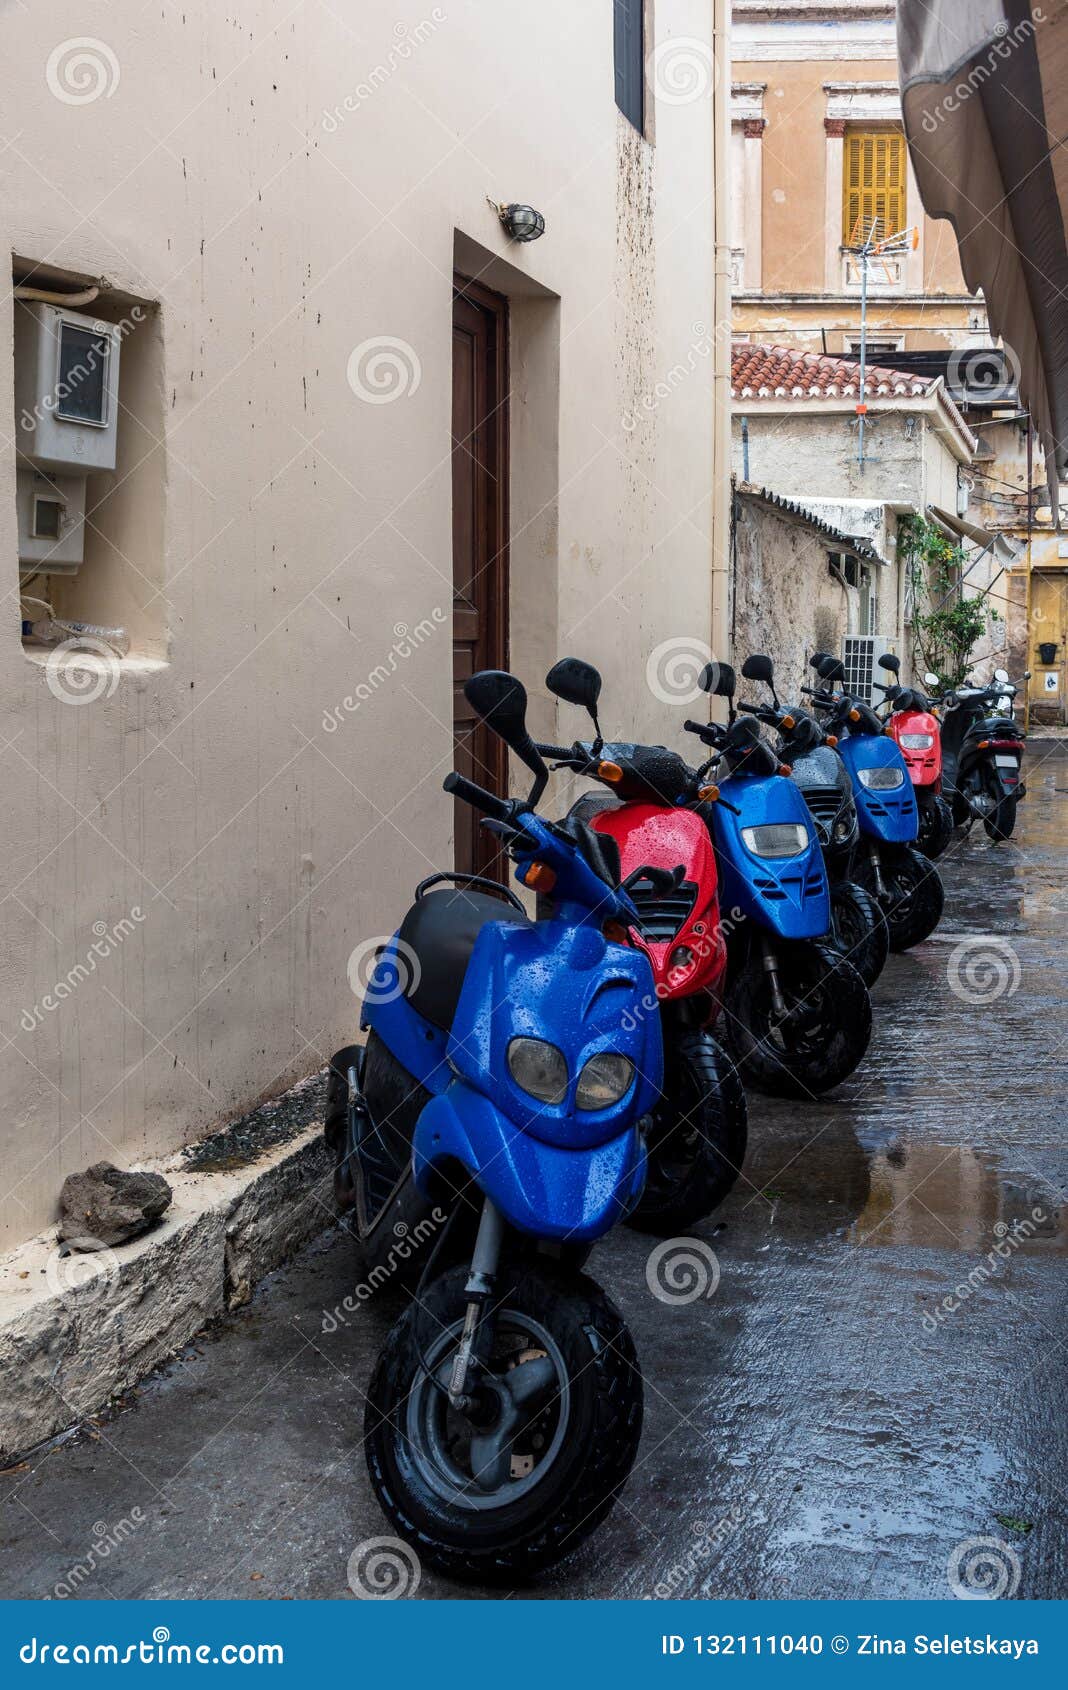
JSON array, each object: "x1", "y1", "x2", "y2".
[
  {"x1": 325, "y1": 1044, "x2": 363, "y2": 1210},
  {"x1": 722, "y1": 941, "x2": 872, "y2": 1099},
  {"x1": 828, "y1": 881, "x2": 889, "y2": 989},
  {"x1": 917, "y1": 794, "x2": 954, "y2": 859},
  {"x1": 984, "y1": 794, "x2": 1018, "y2": 841},
  {"x1": 626, "y1": 1027, "x2": 747, "y2": 1234},
  {"x1": 856, "y1": 846, "x2": 944, "y2": 951},
  {"x1": 364, "y1": 1264, "x2": 642, "y2": 1582}
]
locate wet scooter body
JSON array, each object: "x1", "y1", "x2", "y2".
[
  {"x1": 874, "y1": 653, "x2": 953, "y2": 859},
  {"x1": 939, "y1": 667, "x2": 1028, "y2": 842},
  {"x1": 327, "y1": 670, "x2": 663, "y2": 1580},
  {"x1": 533, "y1": 656, "x2": 746, "y2": 1234},
  {"x1": 807, "y1": 653, "x2": 944, "y2": 951},
  {"x1": 682, "y1": 663, "x2": 872, "y2": 1099},
  {"x1": 736, "y1": 653, "x2": 888, "y2": 989}
]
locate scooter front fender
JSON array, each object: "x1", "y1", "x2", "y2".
[{"x1": 412, "y1": 1080, "x2": 647, "y2": 1243}]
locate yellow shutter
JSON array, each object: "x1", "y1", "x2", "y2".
[{"x1": 843, "y1": 130, "x2": 907, "y2": 244}]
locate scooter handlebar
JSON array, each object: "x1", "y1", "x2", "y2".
[{"x1": 443, "y1": 771, "x2": 516, "y2": 822}]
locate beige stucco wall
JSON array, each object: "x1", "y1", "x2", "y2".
[{"x1": 0, "y1": 2, "x2": 723, "y2": 1247}]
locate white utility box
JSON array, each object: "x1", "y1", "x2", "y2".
[
  {"x1": 15, "y1": 467, "x2": 88, "y2": 572},
  {"x1": 13, "y1": 301, "x2": 122, "y2": 571}
]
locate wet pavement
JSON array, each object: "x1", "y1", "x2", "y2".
[{"x1": 2, "y1": 746, "x2": 1067, "y2": 1602}]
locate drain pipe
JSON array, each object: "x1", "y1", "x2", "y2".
[{"x1": 710, "y1": 0, "x2": 732, "y2": 674}]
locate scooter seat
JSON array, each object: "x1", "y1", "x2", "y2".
[{"x1": 398, "y1": 888, "x2": 530, "y2": 1031}]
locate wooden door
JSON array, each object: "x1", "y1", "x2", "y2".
[{"x1": 452, "y1": 275, "x2": 509, "y2": 876}]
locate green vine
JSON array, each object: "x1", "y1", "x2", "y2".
[{"x1": 899, "y1": 514, "x2": 998, "y2": 687}]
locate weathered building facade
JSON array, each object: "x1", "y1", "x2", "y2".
[
  {"x1": 730, "y1": 0, "x2": 987, "y2": 357},
  {"x1": 0, "y1": 2, "x2": 730, "y2": 1250}
]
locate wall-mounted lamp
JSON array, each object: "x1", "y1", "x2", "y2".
[{"x1": 489, "y1": 200, "x2": 546, "y2": 242}]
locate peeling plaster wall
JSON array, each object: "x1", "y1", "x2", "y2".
[
  {"x1": 732, "y1": 497, "x2": 854, "y2": 702},
  {"x1": 0, "y1": 1, "x2": 719, "y2": 1246}
]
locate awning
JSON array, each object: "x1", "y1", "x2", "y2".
[
  {"x1": 897, "y1": 0, "x2": 1068, "y2": 502},
  {"x1": 928, "y1": 504, "x2": 1025, "y2": 569}
]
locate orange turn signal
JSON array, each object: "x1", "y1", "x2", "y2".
[
  {"x1": 849, "y1": 708, "x2": 861, "y2": 722},
  {"x1": 781, "y1": 714, "x2": 796, "y2": 729},
  {"x1": 978, "y1": 739, "x2": 990, "y2": 750},
  {"x1": 825, "y1": 734, "x2": 839, "y2": 747},
  {"x1": 779, "y1": 763, "x2": 793, "y2": 776},
  {"x1": 698, "y1": 783, "x2": 720, "y2": 801},
  {"x1": 598, "y1": 760, "x2": 624, "y2": 783},
  {"x1": 523, "y1": 861, "x2": 557, "y2": 893}
]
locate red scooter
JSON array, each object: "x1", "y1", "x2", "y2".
[
  {"x1": 875, "y1": 653, "x2": 953, "y2": 860},
  {"x1": 536, "y1": 658, "x2": 747, "y2": 1233}
]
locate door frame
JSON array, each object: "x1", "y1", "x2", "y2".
[{"x1": 452, "y1": 272, "x2": 510, "y2": 869}]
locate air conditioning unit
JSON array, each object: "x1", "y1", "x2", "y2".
[{"x1": 843, "y1": 635, "x2": 897, "y2": 704}]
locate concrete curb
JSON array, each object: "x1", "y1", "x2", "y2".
[{"x1": 0, "y1": 1118, "x2": 336, "y2": 1466}]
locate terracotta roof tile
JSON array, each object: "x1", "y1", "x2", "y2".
[{"x1": 731, "y1": 343, "x2": 934, "y2": 401}]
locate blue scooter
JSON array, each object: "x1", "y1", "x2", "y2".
[
  {"x1": 806, "y1": 652, "x2": 944, "y2": 950},
  {"x1": 329, "y1": 671, "x2": 663, "y2": 1581},
  {"x1": 682, "y1": 662, "x2": 871, "y2": 1098}
]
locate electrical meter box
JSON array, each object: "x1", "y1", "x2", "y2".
[
  {"x1": 13, "y1": 301, "x2": 121, "y2": 476},
  {"x1": 15, "y1": 468, "x2": 88, "y2": 572}
]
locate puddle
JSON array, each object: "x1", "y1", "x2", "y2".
[{"x1": 849, "y1": 1142, "x2": 1066, "y2": 1253}]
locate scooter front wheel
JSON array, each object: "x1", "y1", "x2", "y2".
[
  {"x1": 829, "y1": 881, "x2": 889, "y2": 989},
  {"x1": 917, "y1": 794, "x2": 954, "y2": 859},
  {"x1": 856, "y1": 846, "x2": 944, "y2": 951},
  {"x1": 364, "y1": 1263, "x2": 643, "y2": 1582},
  {"x1": 626, "y1": 1026, "x2": 747, "y2": 1234},
  {"x1": 723, "y1": 942, "x2": 871, "y2": 1099}
]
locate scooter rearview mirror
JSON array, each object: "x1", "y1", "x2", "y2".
[
  {"x1": 699, "y1": 661, "x2": 736, "y2": 722},
  {"x1": 740, "y1": 653, "x2": 774, "y2": 685},
  {"x1": 545, "y1": 658, "x2": 603, "y2": 735},
  {"x1": 994, "y1": 667, "x2": 1010, "y2": 684},
  {"x1": 878, "y1": 653, "x2": 900, "y2": 675},
  {"x1": 813, "y1": 653, "x2": 846, "y2": 684},
  {"x1": 699, "y1": 661, "x2": 735, "y2": 699},
  {"x1": 924, "y1": 672, "x2": 941, "y2": 689},
  {"x1": 464, "y1": 670, "x2": 548, "y2": 806}
]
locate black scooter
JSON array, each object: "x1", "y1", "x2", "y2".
[{"x1": 939, "y1": 667, "x2": 1029, "y2": 842}]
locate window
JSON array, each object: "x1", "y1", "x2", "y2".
[
  {"x1": 847, "y1": 337, "x2": 903, "y2": 358},
  {"x1": 842, "y1": 130, "x2": 906, "y2": 244},
  {"x1": 614, "y1": 0, "x2": 644, "y2": 132}
]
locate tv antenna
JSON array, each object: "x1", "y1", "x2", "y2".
[{"x1": 844, "y1": 217, "x2": 920, "y2": 469}]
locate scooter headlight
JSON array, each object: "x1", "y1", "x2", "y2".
[
  {"x1": 507, "y1": 1037, "x2": 568, "y2": 1105},
  {"x1": 740, "y1": 822, "x2": 809, "y2": 859},
  {"x1": 899, "y1": 732, "x2": 934, "y2": 749},
  {"x1": 858, "y1": 765, "x2": 905, "y2": 790},
  {"x1": 575, "y1": 1051, "x2": 634, "y2": 1111}
]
